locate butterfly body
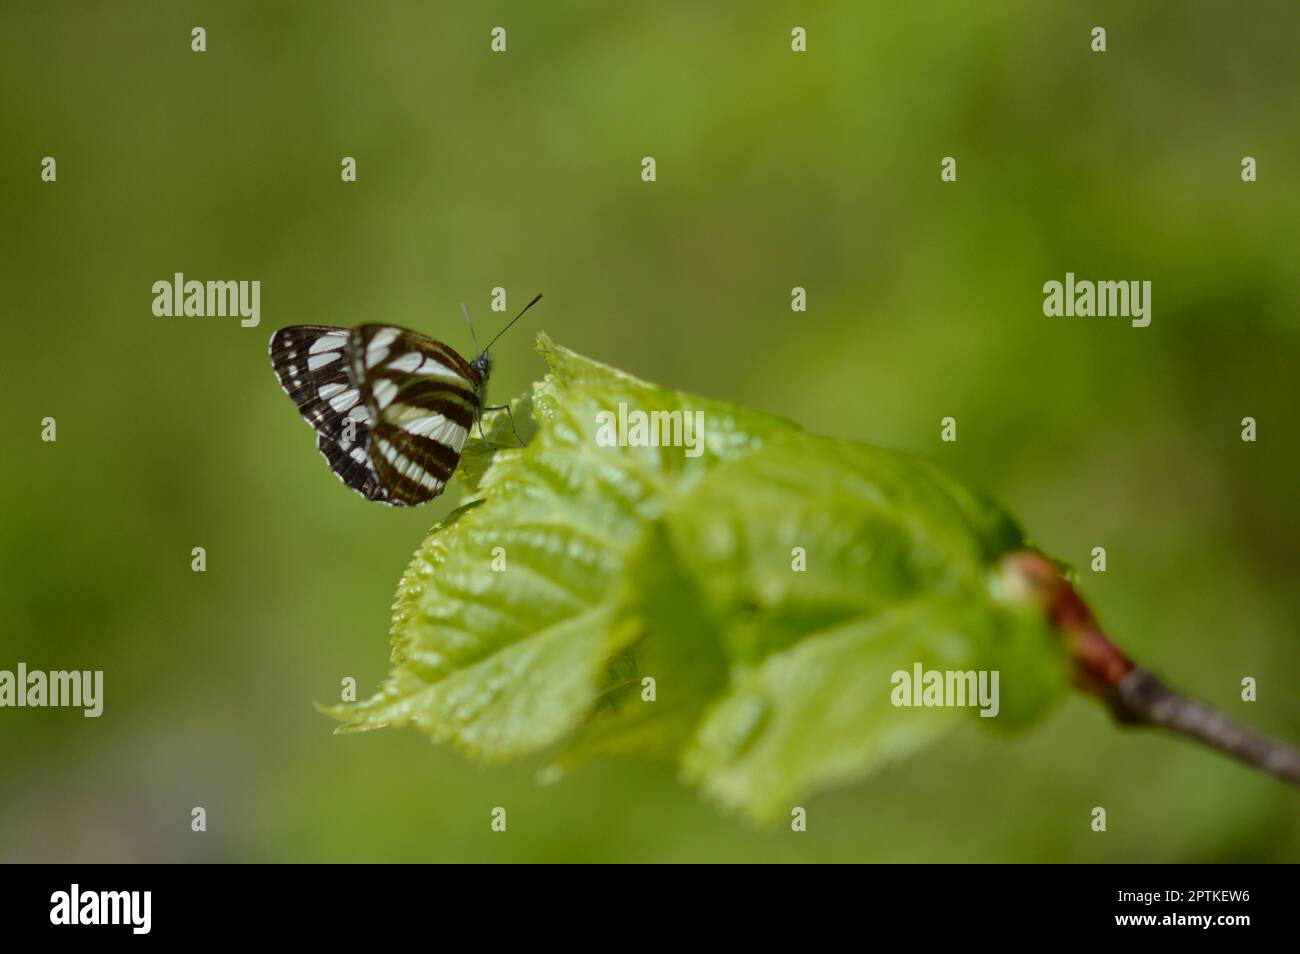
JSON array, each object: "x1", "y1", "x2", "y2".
[{"x1": 270, "y1": 323, "x2": 486, "y2": 506}]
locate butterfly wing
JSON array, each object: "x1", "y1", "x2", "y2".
[
  {"x1": 349, "y1": 325, "x2": 482, "y2": 506},
  {"x1": 269, "y1": 324, "x2": 385, "y2": 501},
  {"x1": 269, "y1": 324, "x2": 483, "y2": 507}
]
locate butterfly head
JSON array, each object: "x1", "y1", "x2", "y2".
[{"x1": 462, "y1": 294, "x2": 542, "y2": 389}]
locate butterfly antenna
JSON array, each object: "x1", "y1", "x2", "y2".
[
  {"x1": 482, "y1": 293, "x2": 543, "y2": 355},
  {"x1": 460, "y1": 303, "x2": 481, "y2": 356}
]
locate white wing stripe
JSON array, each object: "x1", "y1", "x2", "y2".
[
  {"x1": 401, "y1": 413, "x2": 469, "y2": 451},
  {"x1": 328, "y1": 388, "x2": 360, "y2": 413},
  {"x1": 317, "y1": 382, "x2": 347, "y2": 400},
  {"x1": 372, "y1": 379, "x2": 398, "y2": 410},
  {"x1": 366, "y1": 328, "x2": 399, "y2": 368},
  {"x1": 416, "y1": 357, "x2": 467, "y2": 383},
  {"x1": 385, "y1": 352, "x2": 423, "y2": 373},
  {"x1": 308, "y1": 351, "x2": 341, "y2": 371},
  {"x1": 310, "y1": 334, "x2": 347, "y2": 354}
]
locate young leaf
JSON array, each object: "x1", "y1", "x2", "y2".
[
  {"x1": 328, "y1": 335, "x2": 791, "y2": 764},
  {"x1": 560, "y1": 432, "x2": 1066, "y2": 819}
]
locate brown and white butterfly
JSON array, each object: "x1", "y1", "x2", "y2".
[{"x1": 269, "y1": 294, "x2": 540, "y2": 506}]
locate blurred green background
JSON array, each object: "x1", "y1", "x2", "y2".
[{"x1": 2, "y1": 1, "x2": 1297, "y2": 862}]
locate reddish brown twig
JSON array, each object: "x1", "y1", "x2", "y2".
[{"x1": 998, "y1": 550, "x2": 1300, "y2": 788}]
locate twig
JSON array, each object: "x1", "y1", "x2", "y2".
[
  {"x1": 1112, "y1": 668, "x2": 1300, "y2": 786},
  {"x1": 998, "y1": 550, "x2": 1300, "y2": 790}
]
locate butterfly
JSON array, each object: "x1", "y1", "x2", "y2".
[{"x1": 269, "y1": 294, "x2": 541, "y2": 506}]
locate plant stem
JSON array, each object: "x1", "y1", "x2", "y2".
[
  {"x1": 997, "y1": 549, "x2": 1300, "y2": 790},
  {"x1": 1111, "y1": 668, "x2": 1300, "y2": 787}
]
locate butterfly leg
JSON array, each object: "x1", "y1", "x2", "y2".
[{"x1": 483, "y1": 404, "x2": 525, "y2": 446}]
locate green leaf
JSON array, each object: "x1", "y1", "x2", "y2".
[
  {"x1": 329, "y1": 335, "x2": 1069, "y2": 821},
  {"x1": 327, "y1": 335, "x2": 789, "y2": 761}
]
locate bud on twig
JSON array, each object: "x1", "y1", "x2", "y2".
[{"x1": 997, "y1": 550, "x2": 1300, "y2": 788}]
